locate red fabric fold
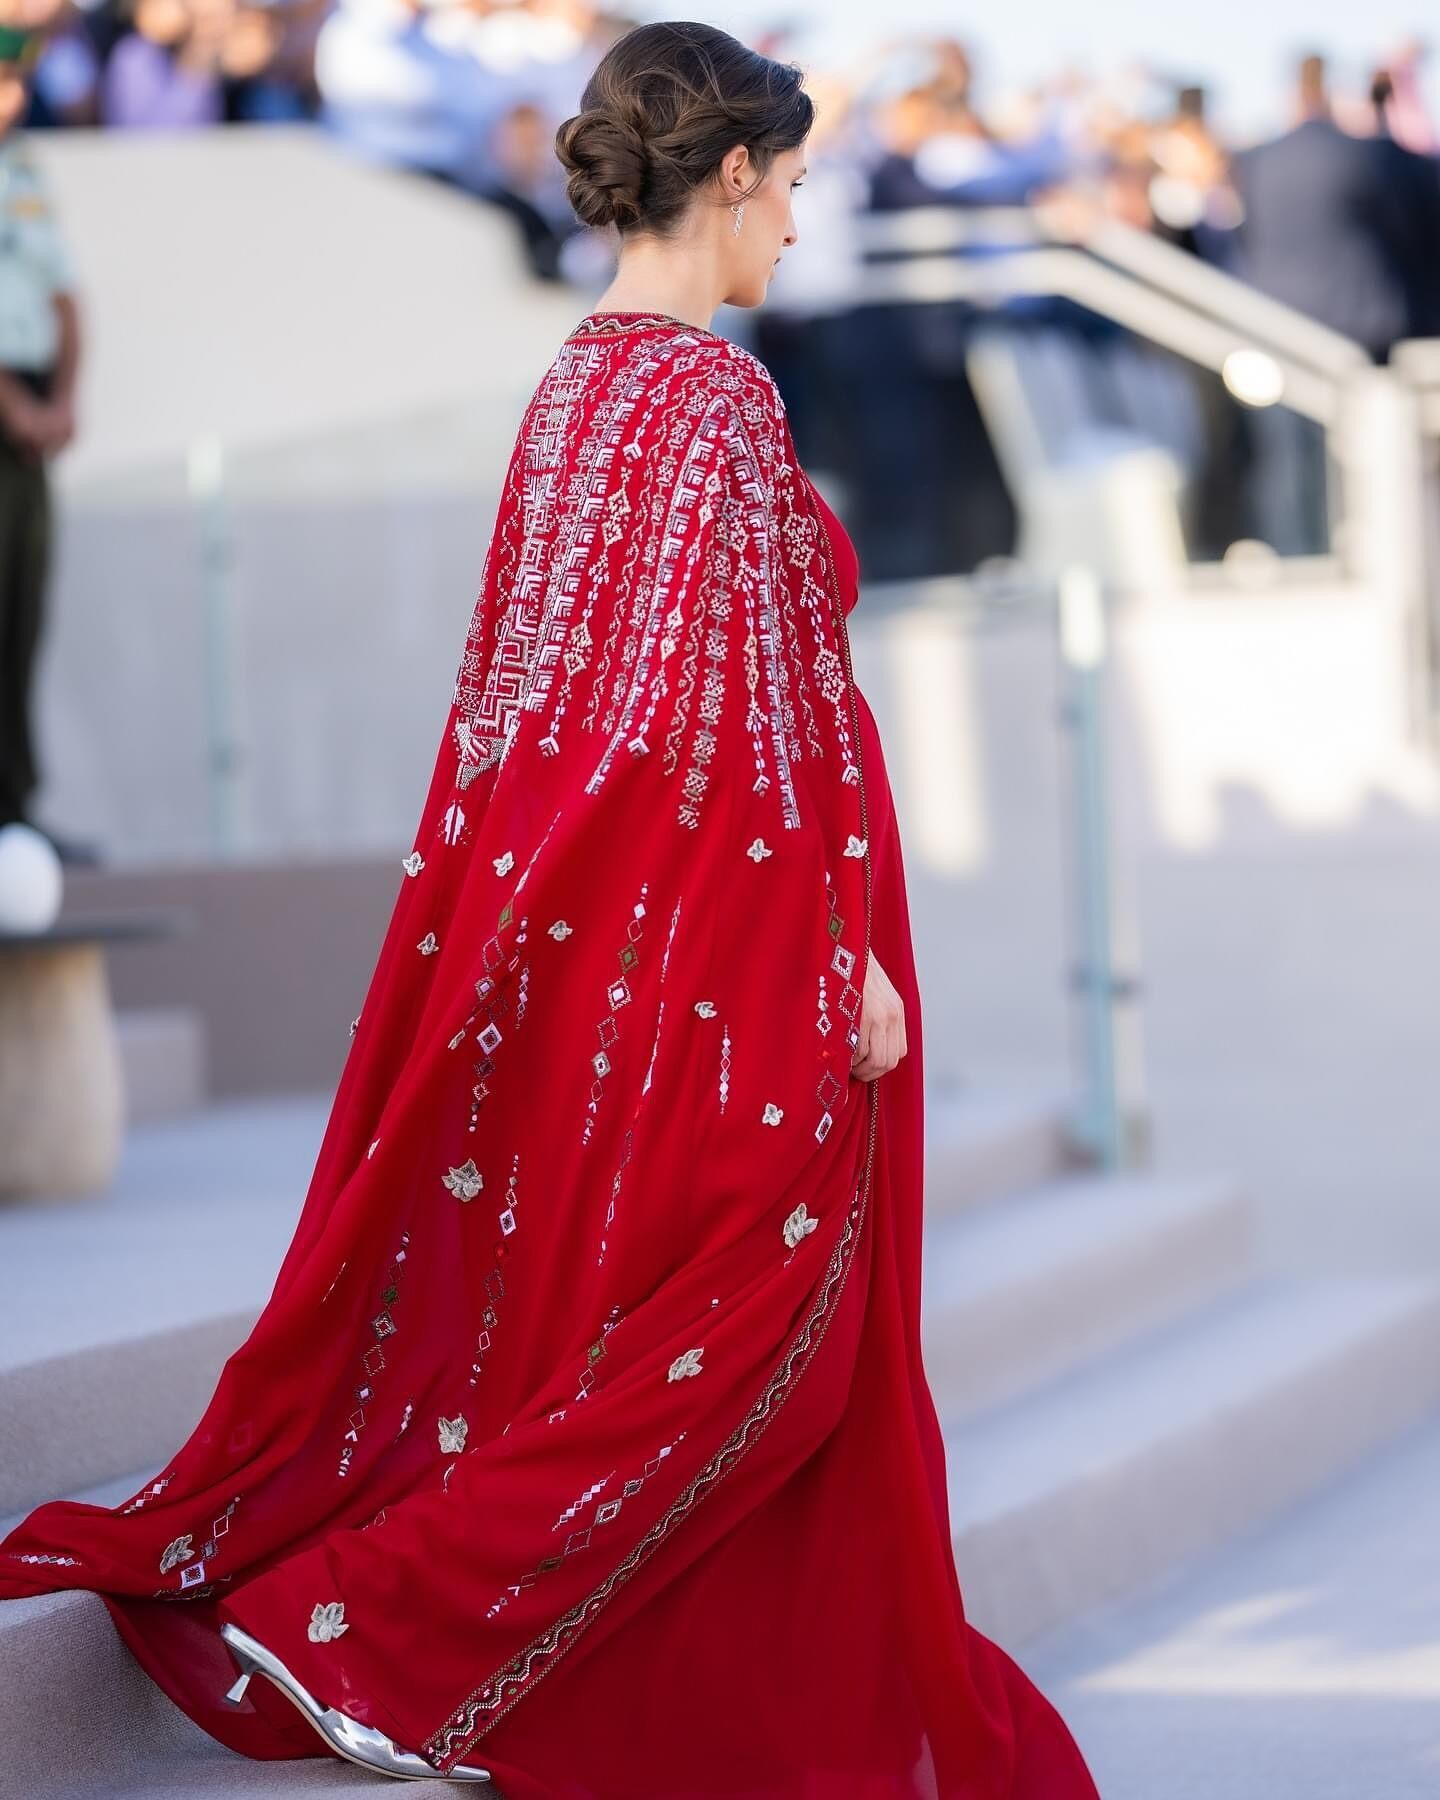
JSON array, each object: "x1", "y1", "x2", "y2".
[{"x1": 1, "y1": 312, "x2": 1099, "y2": 1800}]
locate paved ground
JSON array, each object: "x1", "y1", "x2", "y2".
[{"x1": 1022, "y1": 1407, "x2": 1440, "y2": 1800}]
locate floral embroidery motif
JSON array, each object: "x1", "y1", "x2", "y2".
[
  {"x1": 667, "y1": 1347, "x2": 704, "y2": 1381},
  {"x1": 158, "y1": 1533, "x2": 194, "y2": 1573},
  {"x1": 367, "y1": 1138, "x2": 381, "y2": 1159},
  {"x1": 308, "y1": 1600, "x2": 349, "y2": 1642},
  {"x1": 493, "y1": 850, "x2": 515, "y2": 876},
  {"x1": 438, "y1": 1413, "x2": 468, "y2": 1454},
  {"x1": 417, "y1": 931, "x2": 439, "y2": 955},
  {"x1": 783, "y1": 1202, "x2": 819, "y2": 1249},
  {"x1": 442, "y1": 1159, "x2": 484, "y2": 1201},
  {"x1": 843, "y1": 834, "x2": 868, "y2": 858},
  {"x1": 694, "y1": 999, "x2": 716, "y2": 1018},
  {"x1": 401, "y1": 851, "x2": 424, "y2": 876},
  {"x1": 762, "y1": 1101, "x2": 784, "y2": 1125},
  {"x1": 348, "y1": 1016, "x2": 360, "y2": 1037},
  {"x1": 745, "y1": 837, "x2": 773, "y2": 862},
  {"x1": 548, "y1": 920, "x2": 573, "y2": 940}
]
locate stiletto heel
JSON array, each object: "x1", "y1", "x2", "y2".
[
  {"x1": 220, "y1": 1621, "x2": 492, "y2": 1782},
  {"x1": 223, "y1": 1660, "x2": 255, "y2": 1705}
]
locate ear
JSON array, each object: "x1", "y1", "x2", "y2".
[{"x1": 720, "y1": 141, "x2": 752, "y2": 197}]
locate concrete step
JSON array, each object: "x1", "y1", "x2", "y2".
[
  {"x1": 944, "y1": 1271, "x2": 1440, "y2": 1649},
  {"x1": 0, "y1": 1095, "x2": 328, "y2": 1519},
  {"x1": 115, "y1": 1006, "x2": 208, "y2": 1124},
  {"x1": 0, "y1": 1083, "x2": 1069, "y2": 1521},
  {"x1": 921, "y1": 1167, "x2": 1254, "y2": 1420},
  {"x1": 923, "y1": 1079, "x2": 1090, "y2": 1217},
  {"x1": 0, "y1": 1590, "x2": 505, "y2": 1799}
]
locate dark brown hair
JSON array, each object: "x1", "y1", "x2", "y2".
[{"x1": 555, "y1": 21, "x2": 813, "y2": 236}]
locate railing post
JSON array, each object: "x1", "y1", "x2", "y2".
[
  {"x1": 1056, "y1": 565, "x2": 1149, "y2": 1170},
  {"x1": 187, "y1": 433, "x2": 248, "y2": 859}
]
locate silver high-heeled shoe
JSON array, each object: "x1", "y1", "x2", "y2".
[{"x1": 220, "y1": 1620, "x2": 493, "y2": 1783}]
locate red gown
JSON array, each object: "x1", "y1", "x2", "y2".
[{"x1": 0, "y1": 311, "x2": 1099, "y2": 1799}]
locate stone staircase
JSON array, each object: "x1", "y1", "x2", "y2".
[
  {"x1": 917, "y1": 1096, "x2": 1440, "y2": 1649},
  {"x1": 2, "y1": 1084, "x2": 1438, "y2": 1797}
]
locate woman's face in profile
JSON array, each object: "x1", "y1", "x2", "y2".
[{"x1": 723, "y1": 140, "x2": 806, "y2": 309}]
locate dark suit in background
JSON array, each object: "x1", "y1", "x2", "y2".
[{"x1": 1232, "y1": 116, "x2": 1440, "y2": 553}]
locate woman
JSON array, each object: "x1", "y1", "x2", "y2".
[{"x1": 0, "y1": 22, "x2": 1102, "y2": 1799}]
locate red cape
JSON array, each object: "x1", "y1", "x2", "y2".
[{"x1": 1, "y1": 310, "x2": 1100, "y2": 1800}]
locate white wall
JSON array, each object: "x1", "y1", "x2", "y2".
[{"x1": 35, "y1": 127, "x2": 581, "y2": 491}]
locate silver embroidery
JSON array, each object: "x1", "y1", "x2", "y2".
[
  {"x1": 158, "y1": 1534, "x2": 194, "y2": 1573},
  {"x1": 667, "y1": 1347, "x2": 704, "y2": 1381},
  {"x1": 783, "y1": 1202, "x2": 819, "y2": 1249},
  {"x1": 308, "y1": 1600, "x2": 349, "y2": 1642},
  {"x1": 442, "y1": 1159, "x2": 484, "y2": 1201}
]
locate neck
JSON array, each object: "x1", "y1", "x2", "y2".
[{"x1": 589, "y1": 237, "x2": 723, "y2": 333}]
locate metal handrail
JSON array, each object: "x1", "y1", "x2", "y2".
[
  {"x1": 856, "y1": 205, "x2": 1367, "y2": 377},
  {"x1": 849, "y1": 207, "x2": 1368, "y2": 425}
]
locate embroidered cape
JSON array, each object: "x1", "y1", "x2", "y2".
[{"x1": 0, "y1": 313, "x2": 881, "y2": 1774}]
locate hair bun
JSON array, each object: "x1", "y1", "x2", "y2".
[
  {"x1": 556, "y1": 109, "x2": 650, "y2": 232},
  {"x1": 554, "y1": 22, "x2": 813, "y2": 239}
]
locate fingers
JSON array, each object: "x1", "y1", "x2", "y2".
[{"x1": 850, "y1": 1010, "x2": 905, "y2": 1081}]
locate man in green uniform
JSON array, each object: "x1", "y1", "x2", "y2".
[{"x1": 0, "y1": 26, "x2": 93, "y2": 863}]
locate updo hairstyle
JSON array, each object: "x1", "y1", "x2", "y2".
[{"x1": 555, "y1": 21, "x2": 813, "y2": 236}]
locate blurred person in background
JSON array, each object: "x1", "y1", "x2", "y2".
[
  {"x1": 101, "y1": 0, "x2": 227, "y2": 125},
  {"x1": 1232, "y1": 50, "x2": 1438, "y2": 553},
  {"x1": 1366, "y1": 62, "x2": 1440, "y2": 341},
  {"x1": 1235, "y1": 51, "x2": 1433, "y2": 360},
  {"x1": 1374, "y1": 37, "x2": 1436, "y2": 153},
  {"x1": 1147, "y1": 82, "x2": 1241, "y2": 264},
  {"x1": 842, "y1": 38, "x2": 1055, "y2": 579},
  {"x1": 316, "y1": 0, "x2": 618, "y2": 281},
  {"x1": 218, "y1": 0, "x2": 325, "y2": 121},
  {"x1": 0, "y1": 23, "x2": 94, "y2": 861},
  {"x1": 95, "y1": 0, "x2": 317, "y2": 126},
  {"x1": 436, "y1": 0, "x2": 622, "y2": 280},
  {"x1": 315, "y1": 0, "x2": 507, "y2": 177},
  {"x1": 5, "y1": 0, "x2": 108, "y2": 126}
]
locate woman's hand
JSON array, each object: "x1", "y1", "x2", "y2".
[{"x1": 850, "y1": 949, "x2": 906, "y2": 1081}]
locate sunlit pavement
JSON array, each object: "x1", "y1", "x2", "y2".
[{"x1": 1023, "y1": 1408, "x2": 1440, "y2": 1800}]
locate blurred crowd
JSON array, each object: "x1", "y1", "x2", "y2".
[{"x1": 0, "y1": 2, "x2": 1437, "y2": 574}]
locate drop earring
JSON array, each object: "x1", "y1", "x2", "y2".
[{"x1": 731, "y1": 200, "x2": 745, "y2": 236}]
